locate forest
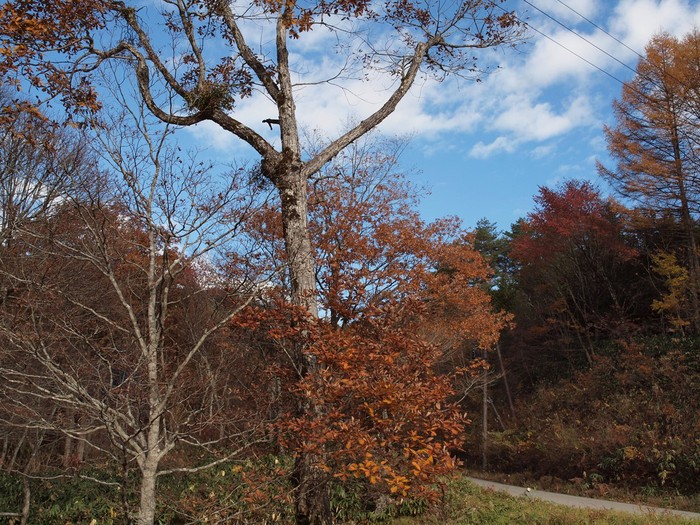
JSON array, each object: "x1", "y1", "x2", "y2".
[
  {"x1": 0, "y1": 0, "x2": 698, "y2": 524},
  {"x1": 470, "y1": 30, "x2": 700, "y2": 497}
]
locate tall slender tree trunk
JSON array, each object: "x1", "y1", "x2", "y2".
[
  {"x1": 670, "y1": 122, "x2": 700, "y2": 334},
  {"x1": 481, "y1": 347, "x2": 488, "y2": 470},
  {"x1": 495, "y1": 343, "x2": 516, "y2": 422},
  {"x1": 683, "y1": 205, "x2": 700, "y2": 335},
  {"x1": 20, "y1": 475, "x2": 30, "y2": 525},
  {"x1": 679, "y1": 197, "x2": 700, "y2": 334},
  {"x1": 137, "y1": 388, "x2": 162, "y2": 525},
  {"x1": 273, "y1": 165, "x2": 329, "y2": 525}
]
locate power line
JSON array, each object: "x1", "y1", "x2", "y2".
[
  {"x1": 551, "y1": 0, "x2": 646, "y2": 63},
  {"x1": 519, "y1": 0, "x2": 700, "y2": 155},
  {"x1": 521, "y1": 0, "x2": 638, "y2": 77},
  {"x1": 520, "y1": 20, "x2": 629, "y2": 86},
  {"x1": 549, "y1": 0, "x2": 693, "y2": 98},
  {"x1": 494, "y1": 2, "x2": 631, "y2": 88},
  {"x1": 495, "y1": 1, "x2": 693, "y2": 105}
]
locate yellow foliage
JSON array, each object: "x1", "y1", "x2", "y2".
[{"x1": 651, "y1": 251, "x2": 690, "y2": 330}]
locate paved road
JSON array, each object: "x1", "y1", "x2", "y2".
[{"x1": 467, "y1": 477, "x2": 700, "y2": 521}]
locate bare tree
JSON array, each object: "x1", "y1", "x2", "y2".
[
  {"x1": 0, "y1": 94, "x2": 272, "y2": 524},
  {"x1": 0, "y1": 96, "x2": 69, "y2": 237}
]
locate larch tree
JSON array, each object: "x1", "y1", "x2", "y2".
[
  {"x1": 598, "y1": 32, "x2": 700, "y2": 333},
  {"x1": 0, "y1": 1, "x2": 522, "y2": 522}
]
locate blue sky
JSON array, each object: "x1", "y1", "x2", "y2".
[
  {"x1": 184, "y1": 0, "x2": 700, "y2": 232},
  {"x1": 403, "y1": 0, "x2": 700, "y2": 230}
]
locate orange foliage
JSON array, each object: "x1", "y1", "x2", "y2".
[
  {"x1": 233, "y1": 298, "x2": 470, "y2": 500},
  {"x1": 233, "y1": 148, "x2": 507, "y2": 500},
  {"x1": 0, "y1": 0, "x2": 105, "y2": 114},
  {"x1": 599, "y1": 31, "x2": 700, "y2": 334}
]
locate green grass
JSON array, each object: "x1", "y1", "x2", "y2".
[
  {"x1": 390, "y1": 477, "x2": 700, "y2": 525},
  {"x1": 2, "y1": 469, "x2": 698, "y2": 524}
]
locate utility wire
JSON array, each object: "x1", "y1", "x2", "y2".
[
  {"x1": 492, "y1": 0, "x2": 690, "y2": 108},
  {"x1": 521, "y1": 0, "x2": 638, "y2": 77},
  {"x1": 526, "y1": 25, "x2": 628, "y2": 86},
  {"x1": 532, "y1": 0, "x2": 700, "y2": 158},
  {"x1": 498, "y1": 1, "x2": 630, "y2": 87},
  {"x1": 550, "y1": 0, "x2": 692, "y2": 93},
  {"x1": 551, "y1": 0, "x2": 646, "y2": 63}
]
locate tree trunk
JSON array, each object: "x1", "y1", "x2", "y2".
[
  {"x1": 20, "y1": 476, "x2": 30, "y2": 525},
  {"x1": 276, "y1": 166, "x2": 319, "y2": 318},
  {"x1": 292, "y1": 454, "x2": 331, "y2": 525},
  {"x1": 272, "y1": 163, "x2": 329, "y2": 524},
  {"x1": 670, "y1": 119, "x2": 700, "y2": 334},
  {"x1": 481, "y1": 348, "x2": 488, "y2": 470},
  {"x1": 62, "y1": 434, "x2": 74, "y2": 468},
  {"x1": 138, "y1": 456, "x2": 159, "y2": 525},
  {"x1": 76, "y1": 436, "x2": 86, "y2": 463},
  {"x1": 680, "y1": 198, "x2": 700, "y2": 334},
  {"x1": 0, "y1": 436, "x2": 7, "y2": 466},
  {"x1": 495, "y1": 343, "x2": 516, "y2": 422}
]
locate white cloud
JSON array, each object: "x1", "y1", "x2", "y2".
[
  {"x1": 470, "y1": 136, "x2": 516, "y2": 158},
  {"x1": 532, "y1": 144, "x2": 554, "y2": 158},
  {"x1": 524, "y1": 0, "x2": 602, "y2": 24},
  {"x1": 187, "y1": 121, "x2": 241, "y2": 151},
  {"x1": 493, "y1": 95, "x2": 594, "y2": 141},
  {"x1": 464, "y1": 92, "x2": 596, "y2": 159},
  {"x1": 554, "y1": 164, "x2": 581, "y2": 176},
  {"x1": 610, "y1": 0, "x2": 700, "y2": 53}
]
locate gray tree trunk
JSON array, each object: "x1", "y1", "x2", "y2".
[
  {"x1": 273, "y1": 166, "x2": 330, "y2": 525},
  {"x1": 275, "y1": 166, "x2": 318, "y2": 317},
  {"x1": 137, "y1": 456, "x2": 159, "y2": 525}
]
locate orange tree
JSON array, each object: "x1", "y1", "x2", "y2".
[
  {"x1": 234, "y1": 136, "x2": 507, "y2": 513},
  {"x1": 599, "y1": 31, "x2": 700, "y2": 334}
]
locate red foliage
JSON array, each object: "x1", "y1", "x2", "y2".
[{"x1": 512, "y1": 180, "x2": 635, "y2": 265}]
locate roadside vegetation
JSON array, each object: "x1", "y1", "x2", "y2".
[
  {"x1": 3, "y1": 471, "x2": 698, "y2": 525},
  {"x1": 393, "y1": 477, "x2": 700, "y2": 525}
]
